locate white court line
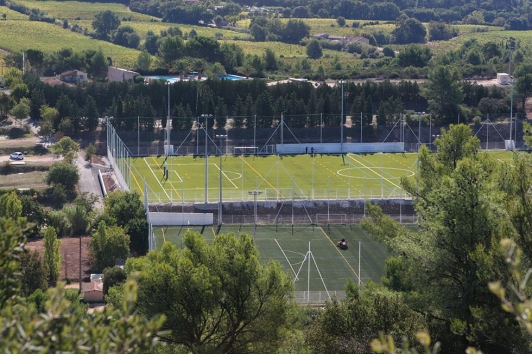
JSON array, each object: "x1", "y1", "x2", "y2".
[
  {"x1": 346, "y1": 154, "x2": 402, "y2": 190},
  {"x1": 275, "y1": 239, "x2": 299, "y2": 281},
  {"x1": 172, "y1": 170, "x2": 184, "y2": 182},
  {"x1": 143, "y1": 158, "x2": 170, "y2": 200},
  {"x1": 213, "y1": 163, "x2": 238, "y2": 188}
]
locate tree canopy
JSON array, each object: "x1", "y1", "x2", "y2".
[{"x1": 117, "y1": 231, "x2": 294, "y2": 353}]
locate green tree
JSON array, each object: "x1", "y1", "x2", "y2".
[
  {"x1": 209, "y1": 61, "x2": 226, "y2": 79},
  {"x1": 514, "y1": 62, "x2": 532, "y2": 114},
  {"x1": 83, "y1": 95, "x2": 99, "y2": 132},
  {"x1": 63, "y1": 204, "x2": 91, "y2": 236},
  {"x1": 362, "y1": 125, "x2": 526, "y2": 352},
  {"x1": 122, "y1": 231, "x2": 294, "y2": 353},
  {"x1": 20, "y1": 250, "x2": 47, "y2": 297},
  {"x1": 428, "y1": 21, "x2": 455, "y2": 40},
  {"x1": 9, "y1": 97, "x2": 30, "y2": 120},
  {"x1": 54, "y1": 136, "x2": 80, "y2": 156},
  {"x1": 0, "y1": 191, "x2": 22, "y2": 219},
  {"x1": 0, "y1": 92, "x2": 14, "y2": 117},
  {"x1": 45, "y1": 162, "x2": 80, "y2": 190},
  {"x1": 306, "y1": 281, "x2": 427, "y2": 353},
  {"x1": 92, "y1": 10, "x2": 120, "y2": 39},
  {"x1": 43, "y1": 227, "x2": 61, "y2": 283},
  {"x1": 58, "y1": 117, "x2": 74, "y2": 137},
  {"x1": 263, "y1": 48, "x2": 278, "y2": 71},
  {"x1": 135, "y1": 50, "x2": 152, "y2": 72},
  {"x1": 112, "y1": 25, "x2": 140, "y2": 49},
  {"x1": 393, "y1": 17, "x2": 426, "y2": 44},
  {"x1": 306, "y1": 39, "x2": 323, "y2": 59},
  {"x1": 90, "y1": 221, "x2": 130, "y2": 272},
  {"x1": 103, "y1": 266, "x2": 127, "y2": 295},
  {"x1": 336, "y1": 16, "x2": 346, "y2": 27},
  {"x1": 11, "y1": 83, "x2": 29, "y2": 102},
  {"x1": 397, "y1": 44, "x2": 432, "y2": 67},
  {"x1": 157, "y1": 36, "x2": 184, "y2": 69},
  {"x1": 103, "y1": 191, "x2": 148, "y2": 256},
  {"x1": 171, "y1": 58, "x2": 190, "y2": 80},
  {"x1": 85, "y1": 143, "x2": 96, "y2": 164},
  {"x1": 87, "y1": 49, "x2": 107, "y2": 79},
  {"x1": 421, "y1": 65, "x2": 463, "y2": 124}
]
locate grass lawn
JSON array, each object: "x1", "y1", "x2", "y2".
[
  {"x1": 123, "y1": 150, "x2": 514, "y2": 203},
  {"x1": 0, "y1": 170, "x2": 47, "y2": 189},
  {"x1": 153, "y1": 224, "x2": 391, "y2": 293},
  {"x1": 126, "y1": 153, "x2": 420, "y2": 203}
]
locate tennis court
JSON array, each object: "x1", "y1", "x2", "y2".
[{"x1": 153, "y1": 224, "x2": 391, "y2": 294}]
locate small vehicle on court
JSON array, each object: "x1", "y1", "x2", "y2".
[{"x1": 337, "y1": 238, "x2": 348, "y2": 250}]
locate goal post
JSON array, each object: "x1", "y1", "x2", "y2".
[
  {"x1": 233, "y1": 146, "x2": 257, "y2": 156},
  {"x1": 315, "y1": 214, "x2": 347, "y2": 225}
]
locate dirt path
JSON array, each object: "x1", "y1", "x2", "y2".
[{"x1": 0, "y1": 48, "x2": 10, "y2": 55}]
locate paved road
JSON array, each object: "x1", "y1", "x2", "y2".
[{"x1": 75, "y1": 152, "x2": 106, "y2": 210}]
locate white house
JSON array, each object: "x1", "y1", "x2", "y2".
[
  {"x1": 59, "y1": 70, "x2": 88, "y2": 84},
  {"x1": 108, "y1": 67, "x2": 140, "y2": 82}
]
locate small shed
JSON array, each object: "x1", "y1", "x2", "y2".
[
  {"x1": 82, "y1": 280, "x2": 104, "y2": 303},
  {"x1": 497, "y1": 73, "x2": 510, "y2": 85}
]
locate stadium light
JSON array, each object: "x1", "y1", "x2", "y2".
[
  {"x1": 201, "y1": 114, "x2": 213, "y2": 203},
  {"x1": 248, "y1": 190, "x2": 263, "y2": 241},
  {"x1": 216, "y1": 134, "x2": 227, "y2": 230}
]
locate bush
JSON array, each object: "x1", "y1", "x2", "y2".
[
  {"x1": 7, "y1": 126, "x2": 29, "y2": 139},
  {"x1": 52, "y1": 184, "x2": 67, "y2": 208},
  {"x1": 383, "y1": 46, "x2": 395, "y2": 58},
  {"x1": 47, "y1": 209, "x2": 73, "y2": 237},
  {"x1": 473, "y1": 116, "x2": 482, "y2": 126}
]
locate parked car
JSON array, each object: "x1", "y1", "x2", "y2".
[{"x1": 10, "y1": 152, "x2": 24, "y2": 160}]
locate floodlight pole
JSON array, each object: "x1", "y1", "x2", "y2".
[
  {"x1": 203, "y1": 114, "x2": 212, "y2": 203},
  {"x1": 167, "y1": 82, "x2": 171, "y2": 156},
  {"x1": 216, "y1": 134, "x2": 227, "y2": 228},
  {"x1": 248, "y1": 189, "x2": 263, "y2": 241},
  {"x1": 358, "y1": 241, "x2": 361, "y2": 287},
  {"x1": 340, "y1": 80, "x2": 344, "y2": 154}
]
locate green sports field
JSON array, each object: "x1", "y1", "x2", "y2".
[
  {"x1": 153, "y1": 224, "x2": 391, "y2": 295},
  {"x1": 123, "y1": 151, "x2": 514, "y2": 203}
]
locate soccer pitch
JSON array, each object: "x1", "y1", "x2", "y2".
[
  {"x1": 127, "y1": 153, "x2": 421, "y2": 203},
  {"x1": 153, "y1": 224, "x2": 391, "y2": 294},
  {"x1": 125, "y1": 151, "x2": 515, "y2": 203}
]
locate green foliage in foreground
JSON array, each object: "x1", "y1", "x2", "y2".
[
  {"x1": 110, "y1": 231, "x2": 295, "y2": 353},
  {"x1": 362, "y1": 124, "x2": 532, "y2": 352},
  {"x1": 0, "y1": 217, "x2": 166, "y2": 353}
]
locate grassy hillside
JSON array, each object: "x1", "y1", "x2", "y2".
[
  {"x1": 0, "y1": 6, "x2": 141, "y2": 67},
  {"x1": 0, "y1": 0, "x2": 522, "y2": 75}
]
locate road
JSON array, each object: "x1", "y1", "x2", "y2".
[{"x1": 75, "y1": 151, "x2": 106, "y2": 210}]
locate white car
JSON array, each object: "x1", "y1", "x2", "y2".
[{"x1": 10, "y1": 152, "x2": 24, "y2": 160}]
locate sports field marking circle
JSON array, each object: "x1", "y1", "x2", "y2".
[
  {"x1": 285, "y1": 250, "x2": 306, "y2": 257},
  {"x1": 223, "y1": 171, "x2": 242, "y2": 181},
  {"x1": 336, "y1": 167, "x2": 415, "y2": 179}
]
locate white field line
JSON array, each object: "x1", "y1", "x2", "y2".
[
  {"x1": 275, "y1": 238, "x2": 299, "y2": 281},
  {"x1": 172, "y1": 170, "x2": 184, "y2": 182},
  {"x1": 213, "y1": 163, "x2": 238, "y2": 188},
  {"x1": 143, "y1": 158, "x2": 170, "y2": 200},
  {"x1": 346, "y1": 154, "x2": 402, "y2": 190}
]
